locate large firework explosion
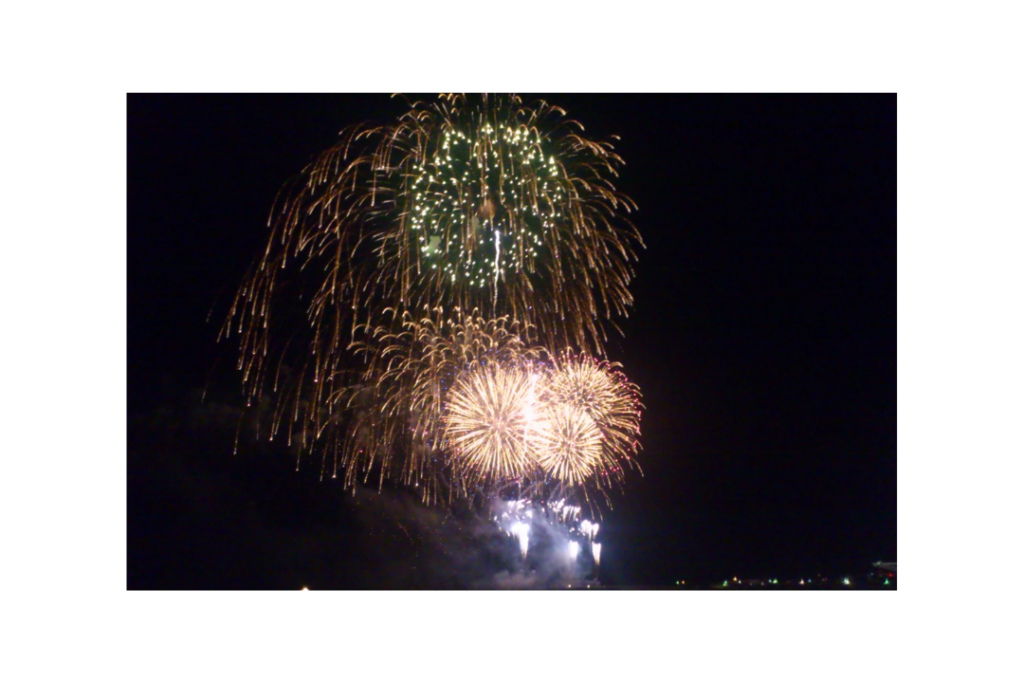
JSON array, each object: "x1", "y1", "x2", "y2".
[
  {"x1": 530, "y1": 403, "x2": 605, "y2": 487},
  {"x1": 443, "y1": 361, "x2": 541, "y2": 484},
  {"x1": 222, "y1": 94, "x2": 644, "y2": 524},
  {"x1": 546, "y1": 351, "x2": 643, "y2": 468}
]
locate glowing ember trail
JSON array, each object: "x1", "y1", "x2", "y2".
[{"x1": 511, "y1": 522, "x2": 530, "y2": 558}]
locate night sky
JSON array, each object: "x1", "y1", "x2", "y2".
[{"x1": 127, "y1": 94, "x2": 895, "y2": 589}]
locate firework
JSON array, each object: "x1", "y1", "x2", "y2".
[
  {"x1": 378, "y1": 94, "x2": 642, "y2": 354},
  {"x1": 592, "y1": 543, "x2": 602, "y2": 566},
  {"x1": 442, "y1": 362, "x2": 541, "y2": 484},
  {"x1": 547, "y1": 352, "x2": 643, "y2": 466},
  {"x1": 579, "y1": 519, "x2": 600, "y2": 543},
  {"x1": 511, "y1": 521, "x2": 530, "y2": 558},
  {"x1": 220, "y1": 94, "x2": 645, "y2": 515},
  {"x1": 550, "y1": 499, "x2": 582, "y2": 524},
  {"x1": 531, "y1": 404, "x2": 605, "y2": 487},
  {"x1": 568, "y1": 540, "x2": 580, "y2": 562}
]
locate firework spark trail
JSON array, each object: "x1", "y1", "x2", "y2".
[
  {"x1": 493, "y1": 229, "x2": 500, "y2": 307},
  {"x1": 551, "y1": 499, "x2": 582, "y2": 524},
  {"x1": 569, "y1": 540, "x2": 580, "y2": 562},
  {"x1": 592, "y1": 543, "x2": 601, "y2": 566},
  {"x1": 511, "y1": 521, "x2": 530, "y2": 558}
]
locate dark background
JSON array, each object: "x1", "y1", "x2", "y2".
[{"x1": 128, "y1": 94, "x2": 895, "y2": 589}]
